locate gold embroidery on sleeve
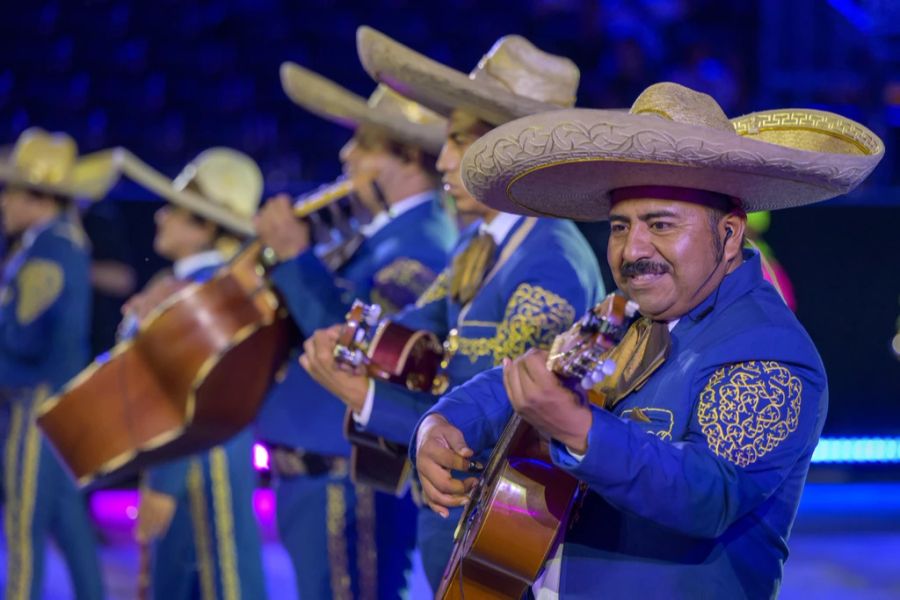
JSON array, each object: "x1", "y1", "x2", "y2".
[
  {"x1": 698, "y1": 361, "x2": 802, "y2": 467},
  {"x1": 371, "y1": 258, "x2": 437, "y2": 314},
  {"x1": 16, "y1": 259, "x2": 64, "y2": 325},
  {"x1": 457, "y1": 283, "x2": 576, "y2": 364}
]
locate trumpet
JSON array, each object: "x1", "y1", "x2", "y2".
[{"x1": 292, "y1": 176, "x2": 355, "y2": 219}]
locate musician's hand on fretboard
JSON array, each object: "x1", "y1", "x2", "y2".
[
  {"x1": 300, "y1": 324, "x2": 370, "y2": 412},
  {"x1": 414, "y1": 414, "x2": 479, "y2": 518}
]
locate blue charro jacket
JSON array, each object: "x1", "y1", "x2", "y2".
[
  {"x1": 366, "y1": 215, "x2": 604, "y2": 592},
  {"x1": 364, "y1": 216, "x2": 605, "y2": 445},
  {"x1": 0, "y1": 217, "x2": 91, "y2": 392},
  {"x1": 424, "y1": 250, "x2": 827, "y2": 599},
  {"x1": 256, "y1": 193, "x2": 457, "y2": 455}
]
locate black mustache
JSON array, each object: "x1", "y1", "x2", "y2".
[{"x1": 621, "y1": 260, "x2": 671, "y2": 278}]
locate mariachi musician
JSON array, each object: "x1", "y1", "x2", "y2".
[
  {"x1": 122, "y1": 148, "x2": 266, "y2": 599},
  {"x1": 0, "y1": 128, "x2": 113, "y2": 599},
  {"x1": 300, "y1": 28, "x2": 606, "y2": 591},
  {"x1": 252, "y1": 64, "x2": 457, "y2": 598},
  {"x1": 416, "y1": 83, "x2": 883, "y2": 597}
]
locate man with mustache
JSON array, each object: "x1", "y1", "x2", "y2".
[
  {"x1": 301, "y1": 27, "x2": 605, "y2": 591},
  {"x1": 413, "y1": 82, "x2": 883, "y2": 597}
]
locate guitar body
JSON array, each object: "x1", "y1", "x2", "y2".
[
  {"x1": 37, "y1": 242, "x2": 295, "y2": 488},
  {"x1": 335, "y1": 301, "x2": 446, "y2": 495},
  {"x1": 437, "y1": 295, "x2": 652, "y2": 598},
  {"x1": 438, "y1": 417, "x2": 580, "y2": 600}
]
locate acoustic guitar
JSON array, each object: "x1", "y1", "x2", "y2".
[
  {"x1": 334, "y1": 299, "x2": 450, "y2": 495},
  {"x1": 437, "y1": 295, "x2": 646, "y2": 600}
]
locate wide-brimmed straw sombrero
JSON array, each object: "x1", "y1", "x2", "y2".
[
  {"x1": 280, "y1": 61, "x2": 446, "y2": 155},
  {"x1": 114, "y1": 147, "x2": 262, "y2": 236},
  {"x1": 356, "y1": 26, "x2": 580, "y2": 126},
  {"x1": 0, "y1": 128, "x2": 121, "y2": 200},
  {"x1": 460, "y1": 82, "x2": 884, "y2": 220}
]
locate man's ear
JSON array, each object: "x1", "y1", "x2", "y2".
[{"x1": 722, "y1": 213, "x2": 747, "y2": 263}]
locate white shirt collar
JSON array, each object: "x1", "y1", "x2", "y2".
[
  {"x1": 358, "y1": 191, "x2": 434, "y2": 239},
  {"x1": 479, "y1": 212, "x2": 522, "y2": 246},
  {"x1": 667, "y1": 319, "x2": 679, "y2": 332},
  {"x1": 173, "y1": 250, "x2": 224, "y2": 280}
]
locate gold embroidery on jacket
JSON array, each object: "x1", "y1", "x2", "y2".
[
  {"x1": 371, "y1": 258, "x2": 437, "y2": 314},
  {"x1": 457, "y1": 283, "x2": 575, "y2": 364},
  {"x1": 326, "y1": 483, "x2": 352, "y2": 600},
  {"x1": 415, "y1": 268, "x2": 450, "y2": 307},
  {"x1": 16, "y1": 259, "x2": 64, "y2": 325},
  {"x1": 188, "y1": 459, "x2": 217, "y2": 600},
  {"x1": 354, "y1": 484, "x2": 378, "y2": 600},
  {"x1": 210, "y1": 447, "x2": 239, "y2": 600},
  {"x1": 698, "y1": 361, "x2": 802, "y2": 467}
]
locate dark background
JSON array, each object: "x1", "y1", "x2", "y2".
[{"x1": 2, "y1": 0, "x2": 898, "y2": 435}]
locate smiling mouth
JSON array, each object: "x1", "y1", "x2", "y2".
[{"x1": 628, "y1": 273, "x2": 666, "y2": 286}]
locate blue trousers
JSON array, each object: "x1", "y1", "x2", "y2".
[
  {"x1": 3, "y1": 397, "x2": 104, "y2": 599},
  {"x1": 151, "y1": 430, "x2": 266, "y2": 600},
  {"x1": 275, "y1": 473, "x2": 417, "y2": 599}
]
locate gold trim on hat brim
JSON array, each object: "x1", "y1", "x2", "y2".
[
  {"x1": 114, "y1": 149, "x2": 255, "y2": 236},
  {"x1": 0, "y1": 149, "x2": 121, "y2": 201},
  {"x1": 356, "y1": 26, "x2": 558, "y2": 127},
  {"x1": 461, "y1": 108, "x2": 884, "y2": 221},
  {"x1": 280, "y1": 62, "x2": 446, "y2": 155}
]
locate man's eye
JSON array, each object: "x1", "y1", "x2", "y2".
[
  {"x1": 610, "y1": 223, "x2": 627, "y2": 234},
  {"x1": 650, "y1": 221, "x2": 672, "y2": 231}
]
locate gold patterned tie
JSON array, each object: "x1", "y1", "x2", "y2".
[
  {"x1": 592, "y1": 317, "x2": 671, "y2": 408},
  {"x1": 449, "y1": 232, "x2": 497, "y2": 305}
]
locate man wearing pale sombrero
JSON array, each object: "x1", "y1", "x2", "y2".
[
  {"x1": 253, "y1": 62, "x2": 457, "y2": 600},
  {"x1": 0, "y1": 128, "x2": 115, "y2": 599},
  {"x1": 414, "y1": 82, "x2": 884, "y2": 597},
  {"x1": 300, "y1": 27, "x2": 605, "y2": 591},
  {"x1": 117, "y1": 148, "x2": 267, "y2": 599}
]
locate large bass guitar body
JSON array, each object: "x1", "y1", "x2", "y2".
[{"x1": 37, "y1": 242, "x2": 295, "y2": 488}]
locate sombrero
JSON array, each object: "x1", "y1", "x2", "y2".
[
  {"x1": 0, "y1": 128, "x2": 121, "y2": 200},
  {"x1": 356, "y1": 26, "x2": 579, "y2": 126},
  {"x1": 115, "y1": 147, "x2": 262, "y2": 236},
  {"x1": 460, "y1": 82, "x2": 884, "y2": 220},
  {"x1": 280, "y1": 61, "x2": 446, "y2": 155}
]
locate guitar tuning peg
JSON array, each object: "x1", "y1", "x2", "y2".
[
  {"x1": 363, "y1": 304, "x2": 382, "y2": 326},
  {"x1": 601, "y1": 359, "x2": 617, "y2": 376},
  {"x1": 624, "y1": 300, "x2": 640, "y2": 318},
  {"x1": 580, "y1": 375, "x2": 594, "y2": 390}
]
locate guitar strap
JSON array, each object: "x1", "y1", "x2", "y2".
[{"x1": 591, "y1": 317, "x2": 671, "y2": 409}]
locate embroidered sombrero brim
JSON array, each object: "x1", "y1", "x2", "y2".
[
  {"x1": 113, "y1": 149, "x2": 255, "y2": 236},
  {"x1": 0, "y1": 149, "x2": 122, "y2": 200},
  {"x1": 461, "y1": 107, "x2": 884, "y2": 220},
  {"x1": 280, "y1": 62, "x2": 446, "y2": 155},
  {"x1": 356, "y1": 26, "x2": 559, "y2": 126}
]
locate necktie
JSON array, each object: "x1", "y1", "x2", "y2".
[{"x1": 449, "y1": 232, "x2": 497, "y2": 305}]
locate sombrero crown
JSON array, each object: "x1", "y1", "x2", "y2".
[
  {"x1": 0, "y1": 128, "x2": 121, "y2": 200},
  {"x1": 114, "y1": 147, "x2": 262, "y2": 236},
  {"x1": 280, "y1": 61, "x2": 446, "y2": 154},
  {"x1": 356, "y1": 26, "x2": 579, "y2": 126},
  {"x1": 461, "y1": 82, "x2": 884, "y2": 220}
]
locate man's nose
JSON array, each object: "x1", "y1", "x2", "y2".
[
  {"x1": 621, "y1": 224, "x2": 654, "y2": 263},
  {"x1": 436, "y1": 142, "x2": 457, "y2": 175}
]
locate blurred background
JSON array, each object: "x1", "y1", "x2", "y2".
[{"x1": 1, "y1": 0, "x2": 899, "y2": 598}]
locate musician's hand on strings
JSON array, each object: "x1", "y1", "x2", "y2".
[
  {"x1": 300, "y1": 325, "x2": 369, "y2": 412},
  {"x1": 136, "y1": 488, "x2": 176, "y2": 543},
  {"x1": 415, "y1": 414, "x2": 479, "y2": 518},
  {"x1": 255, "y1": 193, "x2": 311, "y2": 261},
  {"x1": 503, "y1": 349, "x2": 593, "y2": 455}
]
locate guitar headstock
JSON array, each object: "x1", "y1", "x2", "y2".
[
  {"x1": 547, "y1": 294, "x2": 638, "y2": 390},
  {"x1": 334, "y1": 299, "x2": 383, "y2": 368}
]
